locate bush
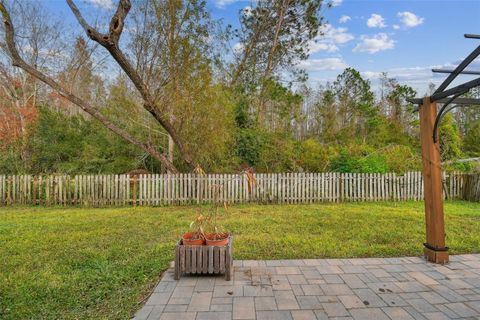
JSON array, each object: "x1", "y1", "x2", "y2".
[
  {"x1": 297, "y1": 139, "x2": 331, "y2": 172},
  {"x1": 328, "y1": 144, "x2": 420, "y2": 173}
]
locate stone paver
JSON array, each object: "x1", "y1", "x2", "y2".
[
  {"x1": 381, "y1": 307, "x2": 415, "y2": 320},
  {"x1": 349, "y1": 308, "x2": 389, "y2": 320},
  {"x1": 301, "y1": 284, "x2": 323, "y2": 295},
  {"x1": 322, "y1": 302, "x2": 349, "y2": 317},
  {"x1": 134, "y1": 254, "x2": 480, "y2": 320},
  {"x1": 255, "y1": 297, "x2": 277, "y2": 311},
  {"x1": 187, "y1": 292, "x2": 212, "y2": 312},
  {"x1": 274, "y1": 290, "x2": 300, "y2": 310},
  {"x1": 290, "y1": 310, "x2": 317, "y2": 320},
  {"x1": 196, "y1": 311, "x2": 232, "y2": 320},
  {"x1": 298, "y1": 297, "x2": 321, "y2": 309},
  {"x1": 210, "y1": 304, "x2": 232, "y2": 312},
  {"x1": 233, "y1": 297, "x2": 255, "y2": 319},
  {"x1": 256, "y1": 310, "x2": 292, "y2": 320}
]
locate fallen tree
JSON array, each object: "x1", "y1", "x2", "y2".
[{"x1": 0, "y1": 0, "x2": 198, "y2": 173}]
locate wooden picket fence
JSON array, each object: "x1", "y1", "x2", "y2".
[
  {"x1": 463, "y1": 174, "x2": 480, "y2": 202},
  {"x1": 0, "y1": 171, "x2": 471, "y2": 207}
]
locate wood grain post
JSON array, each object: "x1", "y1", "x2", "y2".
[{"x1": 419, "y1": 97, "x2": 449, "y2": 264}]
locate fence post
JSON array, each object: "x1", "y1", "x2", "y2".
[{"x1": 132, "y1": 175, "x2": 137, "y2": 207}]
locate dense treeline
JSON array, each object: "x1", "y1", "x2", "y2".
[
  {"x1": 0, "y1": 0, "x2": 478, "y2": 175},
  {"x1": 1, "y1": 70, "x2": 478, "y2": 174}
]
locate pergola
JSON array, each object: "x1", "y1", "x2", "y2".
[{"x1": 408, "y1": 34, "x2": 480, "y2": 264}]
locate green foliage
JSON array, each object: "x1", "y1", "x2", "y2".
[
  {"x1": 256, "y1": 131, "x2": 298, "y2": 172},
  {"x1": 232, "y1": 83, "x2": 301, "y2": 172},
  {"x1": 1, "y1": 202, "x2": 479, "y2": 319},
  {"x1": 27, "y1": 107, "x2": 151, "y2": 174},
  {"x1": 234, "y1": 0, "x2": 324, "y2": 85},
  {"x1": 463, "y1": 120, "x2": 480, "y2": 156},
  {"x1": 439, "y1": 113, "x2": 463, "y2": 162},
  {"x1": 0, "y1": 65, "x2": 476, "y2": 175},
  {"x1": 234, "y1": 92, "x2": 253, "y2": 129},
  {"x1": 2, "y1": 0, "x2": 479, "y2": 176},
  {"x1": 234, "y1": 127, "x2": 265, "y2": 167},
  {"x1": 382, "y1": 145, "x2": 421, "y2": 174},
  {"x1": 297, "y1": 139, "x2": 331, "y2": 172},
  {"x1": 0, "y1": 147, "x2": 25, "y2": 174},
  {"x1": 261, "y1": 79, "x2": 303, "y2": 130},
  {"x1": 330, "y1": 147, "x2": 387, "y2": 173},
  {"x1": 234, "y1": 127, "x2": 298, "y2": 172},
  {"x1": 328, "y1": 144, "x2": 421, "y2": 174}
]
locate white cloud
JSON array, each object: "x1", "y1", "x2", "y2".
[
  {"x1": 393, "y1": 24, "x2": 400, "y2": 30},
  {"x1": 367, "y1": 14, "x2": 386, "y2": 28},
  {"x1": 361, "y1": 71, "x2": 383, "y2": 79},
  {"x1": 85, "y1": 0, "x2": 114, "y2": 9},
  {"x1": 308, "y1": 24, "x2": 354, "y2": 53},
  {"x1": 361, "y1": 62, "x2": 461, "y2": 82},
  {"x1": 242, "y1": 6, "x2": 253, "y2": 17},
  {"x1": 233, "y1": 42, "x2": 244, "y2": 54},
  {"x1": 397, "y1": 12, "x2": 424, "y2": 28},
  {"x1": 339, "y1": 15, "x2": 351, "y2": 23},
  {"x1": 308, "y1": 43, "x2": 339, "y2": 53},
  {"x1": 360, "y1": 66, "x2": 437, "y2": 94},
  {"x1": 330, "y1": 0, "x2": 343, "y2": 7},
  {"x1": 299, "y1": 58, "x2": 348, "y2": 71},
  {"x1": 215, "y1": 0, "x2": 241, "y2": 8},
  {"x1": 353, "y1": 33, "x2": 395, "y2": 54},
  {"x1": 319, "y1": 24, "x2": 355, "y2": 44},
  {"x1": 360, "y1": 60, "x2": 480, "y2": 94}
]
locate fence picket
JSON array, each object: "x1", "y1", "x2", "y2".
[{"x1": 0, "y1": 172, "x2": 475, "y2": 206}]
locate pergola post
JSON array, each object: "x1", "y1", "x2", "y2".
[{"x1": 419, "y1": 97, "x2": 449, "y2": 264}]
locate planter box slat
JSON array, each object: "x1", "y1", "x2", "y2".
[
  {"x1": 185, "y1": 247, "x2": 190, "y2": 274},
  {"x1": 202, "y1": 248, "x2": 208, "y2": 273},
  {"x1": 214, "y1": 247, "x2": 219, "y2": 274},
  {"x1": 197, "y1": 249, "x2": 202, "y2": 273},
  {"x1": 174, "y1": 236, "x2": 233, "y2": 280},
  {"x1": 220, "y1": 248, "x2": 225, "y2": 273},
  {"x1": 191, "y1": 247, "x2": 196, "y2": 273},
  {"x1": 208, "y1": 246, "x2": 214, "y2": 274}
]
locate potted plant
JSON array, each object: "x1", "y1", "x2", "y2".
[
  {"x1": 174, "y1": 183, "x2": 234, "y2": 280},
  {"x1": 204, "y1": 185, "x2": 230, "y2": 246},
  {"x1": 182, "y1": 213, "x2": 207, "y2": 245},
  {"x1": 205, "y1": 230, "x2": 229, "y2": 246}
]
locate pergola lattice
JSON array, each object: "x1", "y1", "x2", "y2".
[{"x1": 408, "y1": 33, "x2": 480, "y2": 264}]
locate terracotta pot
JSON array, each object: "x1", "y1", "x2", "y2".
[
  {"x1": 182, "y1": 232, "x2": 205, "y2": 245},
  {"x1": 205, "y1": 233, "x2": 229, "y2": 246}
]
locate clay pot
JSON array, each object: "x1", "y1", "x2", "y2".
[
  {"x1": 205, "y1": 233, "x2": 229, "y2": 246},
  {"x1": 182, "y1": 232, "x2": 205, "y2": 245}
]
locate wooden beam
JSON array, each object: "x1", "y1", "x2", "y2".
[
  {"x1": 419, "y1": 97, "x2": 449, "y2": 264},
  {"x1": 408, "y1": 97, "x2": 480, "y2": 109}
]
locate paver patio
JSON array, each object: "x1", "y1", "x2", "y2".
[{"x1": 134, "y1": 254, "x2": 480, "y2": 320}]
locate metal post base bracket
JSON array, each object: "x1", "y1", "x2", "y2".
[{"x1": 424, "y1": 244, "x2": 449, "y2": 264}]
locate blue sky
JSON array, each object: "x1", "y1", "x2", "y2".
[
  {"x1": 46, "y1": 0, "x2": 480, "y2": 94},
  {"x1": 207, "y1": 0, "x2": 480, "y2": 94}
]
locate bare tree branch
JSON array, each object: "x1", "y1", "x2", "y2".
[
  {"x1": 66, "y1": 0, "x2": 196, "y2": 170},
  {"x1": 0, "y1": 1, "x2": 179, "y2": 173}
]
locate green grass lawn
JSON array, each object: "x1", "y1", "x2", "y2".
[{"x1": 1, "y1": 201, "x2": 479, "y2": 319}]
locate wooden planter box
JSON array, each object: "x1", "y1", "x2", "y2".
[{"x1": 174, "y1": 236, "x2": 233, "y2": 280}]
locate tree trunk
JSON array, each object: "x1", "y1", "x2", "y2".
[
  {"x1": 0, "y1": 1, "x2": 180, "y2": 173},
  {"x1": 168, "y1": 134, "x2": 174, "y2": 172}
]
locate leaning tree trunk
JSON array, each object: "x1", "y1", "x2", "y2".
[{"x1": 0, "y1": 0, "x2": 201, "y2": 173}]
